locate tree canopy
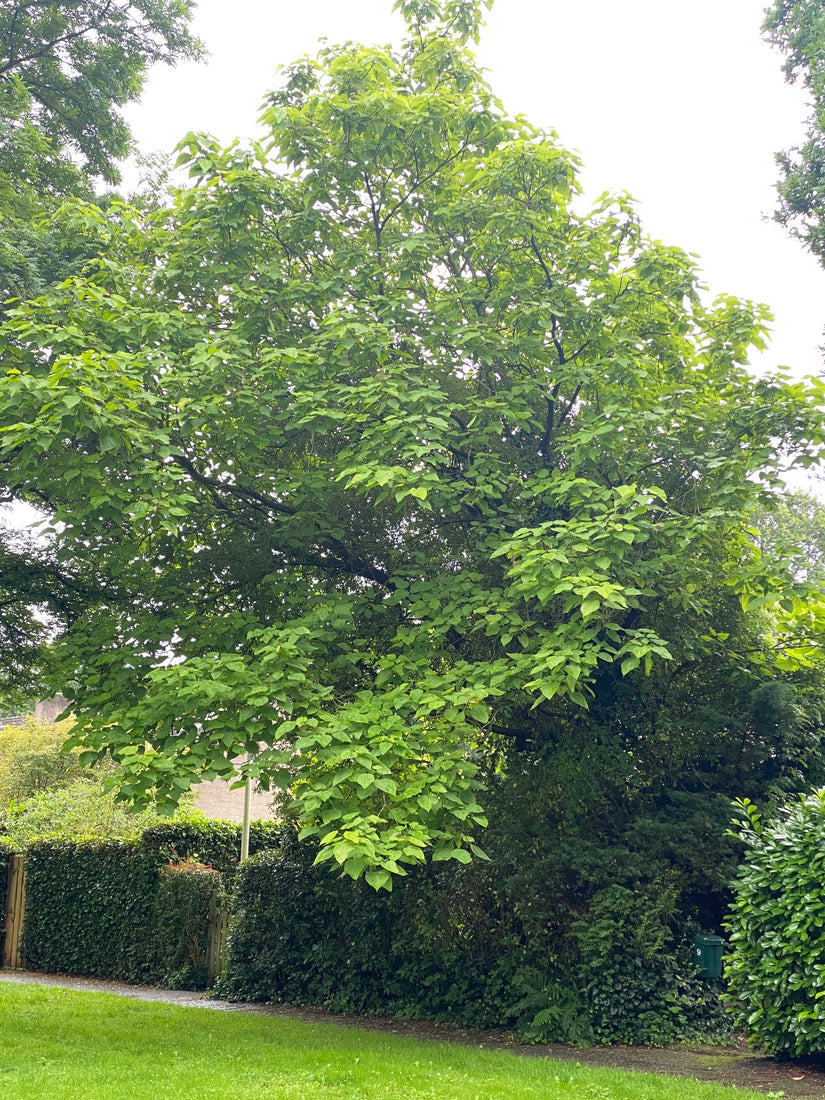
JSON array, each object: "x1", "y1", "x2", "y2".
[
  {"x1": 0, "y1": 0, "x2": 201, "y2": 705},
  {"x1": 764, "y1": 0, "x2": 825, "y2": 265},
  {"x1": 2, "y1": 0, "x2": 825, "y2": 886},
  {"x1": 0, "y1": 0, "x2": 202, "y2": 306}
]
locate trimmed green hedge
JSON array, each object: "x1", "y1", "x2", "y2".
[
  {"x1": 18, "y1": 820, "x2": 284, "y2": 985},
  {"x1": 220, "y1": 840, "x2": 549, "y2": 1028},
  {"x1": 155, "y1": 861, "x2": 222, "y2": 989},
  {"x1": 141, "y1": 818, "x2": 285, "y2": 872},
  {"x1": 22, "y1": 839, "x2": 162, "y2": 982}
]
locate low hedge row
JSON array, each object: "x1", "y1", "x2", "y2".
[
  {"x1": 17, "y1": 819, "x2": 285, "y2": 986},
  {"x1": 140, "y1": 817, "x2": 285, "y2": 872},
  {"x1": 218, "y1": 836, "x2": 727, "y2": 1044},
  {"x1": 23, "y1": 840, "x2": 162, "y2": 982}
]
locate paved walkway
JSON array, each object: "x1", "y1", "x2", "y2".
[{"x1": 0, "y1": 969, "x2": 229, "y2": 1009}]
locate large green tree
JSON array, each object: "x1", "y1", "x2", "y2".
[{"x1": 2, "y1": 0, "x2": 825, "y2": 886}]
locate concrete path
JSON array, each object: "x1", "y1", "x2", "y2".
[{"x1": 0, "y1": 969, "x2": 234, "y2": 1010}]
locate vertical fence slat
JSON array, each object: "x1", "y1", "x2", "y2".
[
  {"x1": 206, "y1": 893, "x2": 229, "y2": 982},
  {"x1": 3, "y1": 854, "x2": 26, "y2": 969}
]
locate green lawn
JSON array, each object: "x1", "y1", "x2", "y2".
[{"x1": 0, "y1": 984, "x2": 762, "y2": 1100}]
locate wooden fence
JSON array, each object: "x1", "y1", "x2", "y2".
[
  {"x1": 206, "y1": 894, "x2": 230, "y2": 982},
  {"x1": 3, "y1": 854, "x2": 26, "y2": 969}
]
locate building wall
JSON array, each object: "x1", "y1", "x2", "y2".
[
  {"x1": 191, "y1": 775, "x2": 277, "y2": 823},
  {"x1": 34, "y1": 695, "x2": 69, "y2": 724}
]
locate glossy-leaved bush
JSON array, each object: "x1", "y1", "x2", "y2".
[{"x1": 725, "y1": 792, "x2": 825, "y2": 1056}]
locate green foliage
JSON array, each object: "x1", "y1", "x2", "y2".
[
  {"x1": 0, "y1": 0, "x2": 202, "y2": 308},
  {"x1": 0, "y1": 1, "x2": 203, "y2": 184},
  {"x1": 393, "y1": 0, "x2": 493, "y2": 44},
  {"x1": 0, "y1": 2, "x2": 202, "y2": 697},
  {"x1": 220, "y1": 841, "x2": 521, "y2": 1025},
  {"x1": 506, "y1": 968, "x2": 593, "y2": 1045},
  {"x1": 0, "y1": 777, "x2": 172, "y2": 848},
  {"x1": 764, "y1": 0, "x2": 825, "y2": 264},
  {"x1": 220, "y1": 844, "x2": 401, "y2": 1011},
  {"x1": 141, "y1": 815, "x2": 285, "y2": 872},
  {"x1": 0, "y1": 715, "x2": 82, "y2": 805},
  {"x1": 0, "y1": 530, "x2": 83, "y2": 705},
  {"x1": 0, "y1": 834, "x2": 12, "y2": 953},
  {"x1": 2, "y1": 6, "x2": 823, "y2": 884},
  {"x1": 725, "y1": 791, "x2": 825, "y2": 1056},
  {"x1": 154, "y1": 861, "x2": 221, "y2": 990},
  {"x1": 22, "y1": 838, "x2": 163, "y2": 982},
  {"x1": 753, "y1": 491, "x2": 825, "y2": 585},
  {"x1": 572, "y1": 886, "x2": 730, "y2": 1046}
]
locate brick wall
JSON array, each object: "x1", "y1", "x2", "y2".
[{"x1": 191, "y1": 775, "x2": 277, "y2": 823}]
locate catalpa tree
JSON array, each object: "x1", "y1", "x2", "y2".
[{"x1": 2, "y1": 0, "x2": 824, "y2": 887}]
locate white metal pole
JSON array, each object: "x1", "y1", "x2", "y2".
[{"x1": 240, "y1": 770, "x2": 252, "y2": 861}]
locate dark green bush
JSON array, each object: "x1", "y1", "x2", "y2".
[
  {"x1": 154, "y1": 860, "x2": 222, "y2": 989},
  {"x1": 0, "y1": 835, "x2": 11, "y2": 881},
  {"x1": 21, "y1": 839, "x2": 163, "y2": 982},
  {"x1": 219, "y1": 842, "x2": 400, "y2": 1011},
  {"x1": 572, "y1": 883, "x2": 730, "y2": 1046},
  {"x1": 221, "y1": 840, "x2": 563, "y2": 1030},
  {"x1": 141, "y1": 817, "x2": 285, "y2": 872},
  {"x1": 506, "y1": 968, "x2": 594, "y2": 1045},
  {"x1": 725, "y1": 792, "x2": 825, "y2": 1057}
]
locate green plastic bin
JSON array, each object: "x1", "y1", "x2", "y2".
[{"x1": 694, "y1": 934, "x2": 725, "y2": 978}]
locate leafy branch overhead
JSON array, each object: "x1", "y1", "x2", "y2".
[
  {"x1": 0, "y1": 0, "x2": 203, "y2": 182},
  {"x1": 0, "y1": 0, "x2": 202, "y2": 312},
  {"x1": 2, "y1": 0, "x2": 825, "y2": 884},
  {"x1": 765, "y1": 0, "x2": 825, "y2": 266}
]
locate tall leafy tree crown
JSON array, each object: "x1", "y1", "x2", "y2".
[{"x1": 2, "y1": 0, "x2": 824, "y2": 886}]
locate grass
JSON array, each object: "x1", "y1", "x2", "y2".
[{"x1": 0, "y1": 984, "x2": 764, "y2": 1100}]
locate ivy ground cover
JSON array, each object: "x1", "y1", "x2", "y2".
[{"x1": 0, "y1": 984, "x2": 764, "y2": 1100}]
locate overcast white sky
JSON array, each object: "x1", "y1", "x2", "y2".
[{"x1": 122, "y1": 0, "x2": 825, "y2": 386}]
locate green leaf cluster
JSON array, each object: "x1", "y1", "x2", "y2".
[
  {"x1": 0, "y1": 0, "x2": 202, "y2": 308},
  {"x1": 765, "y1": 0, "x2": 825, "y2": 264},
  {"x1": 0, "y1": 715, "x2": 82, "y2": 805}
]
